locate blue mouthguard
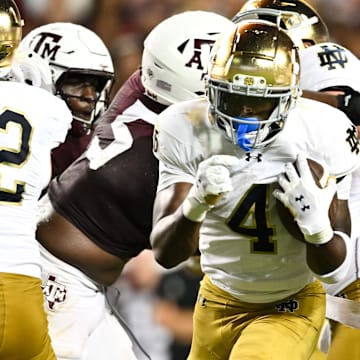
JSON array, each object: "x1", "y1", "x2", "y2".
[{"x1": 235, "y1": 117, "x2": 259, "y2": 151}]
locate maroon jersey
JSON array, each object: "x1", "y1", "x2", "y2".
[
  {"x1": 51, "y1": 132, "x2": 92, "y2": 178},
  {"x1": 48, "y1": 69, "x2": 167, "y2": 258}
]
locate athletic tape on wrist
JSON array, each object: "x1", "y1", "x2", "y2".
[
  {"x1": 182, "y1": 197, "x2": 211, "y2": 222},
  {"x1": 304, "y1": 226, "x2": 334, "y2": 245}
]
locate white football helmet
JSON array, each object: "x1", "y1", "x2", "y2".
[
  {"x1": 232, "y1": 0, "x2": 329, "y2": 50},
  {"x1": 207, "y1": 20, "x2": 300, "y2": 151},
  {"x1": 0, "y1": 0, "x2": 24, "y2": 77},
  {"x1": 20, "y1": 22, "x2": 114, "y2": 129},
  {"x1": 141, "y1": 10, "x2": 233, "y2": 105}
]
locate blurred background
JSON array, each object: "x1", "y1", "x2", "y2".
[{"x1": 17, "y1": 0, "x2": 360, "y2": 98}]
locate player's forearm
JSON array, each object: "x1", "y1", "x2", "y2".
[
  {"x1": 150, "y1": 206, "x2": 200, "y2": 269},
  {"x1": 302, "y1": 90, "x2": 338, "y2": 108}
]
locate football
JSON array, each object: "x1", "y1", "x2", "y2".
[
  {"x1": 276, "y1": 158, "x2": 333, "y2": 242},
  {"x1": 303, "y1": 158, "x2": 329, "y2": 189},
  {"x1": 284, "y1": 158, "x2": 328, "y2": 189}
]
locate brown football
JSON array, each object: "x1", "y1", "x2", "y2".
[
  {"x1": 304, "y1": 158, "x2": 328, "y2": 189},
  {"x1": 276, "y1": 158, "x2": 334, "y2": 242}
]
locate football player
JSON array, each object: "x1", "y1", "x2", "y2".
[
  {"x1": 0, "y1": 1, "x2": 72, "y2": 359},
  {"x1": 232, "y1": 0, "x2": 360, "y2": 129},
  {"x1": 149, "y1": 20, "x2": 360, "y2": 359},
  {"x1": 20, "y1": 22, "x2": 115, "y2": 178},
  {"x1": 35, "y1": 11, "x2": 234, "y2": 360},
  {"x1": 234, "y1": 0, "x2": 360, "y2": 356},
  {"x1": 299, "y1": 41, "x2": 360, "y2": 360}
]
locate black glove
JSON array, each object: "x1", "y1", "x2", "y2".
[{"x1": 337, "y1": 89, "x2": 360, "y2": 126}]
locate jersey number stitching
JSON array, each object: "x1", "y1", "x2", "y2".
[
  {"x1": 0, "y1": 109, "x2": 32, "y2": 204},
  {"x1": 226, "y1": 184, "x2": 277, "y2": 254}
]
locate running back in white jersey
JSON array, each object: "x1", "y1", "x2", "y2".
[
  {"x1": 0, "y1": 81, "x2": 71, "y2": 277},
  {"x1": 154, "y1": 96, "x2": 360, "y2": 303}
]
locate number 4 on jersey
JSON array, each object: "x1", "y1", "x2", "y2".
[{"x1": 227, "y1": 184, "x2": 276, "y2": 253}]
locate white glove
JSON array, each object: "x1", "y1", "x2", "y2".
[
  {"x1": 182, "y1": 155, "x2": 240, "y2": 222},
  {"x1": 273, "y1": 154, "x2": 336, "y2": 245}
]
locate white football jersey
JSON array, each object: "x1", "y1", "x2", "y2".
[
  {"x1": 300, "y1": 42, "x2": 360, "y2": 295},
  {"x1": 0, "y1": 81, "x2": 71, "y2": 278},
  {"x1": 154, "y1": 96, "x2": 360, "y2": 303},
  {"x1": 299, "y1": 42, "x2": 360, "y2": 92}
]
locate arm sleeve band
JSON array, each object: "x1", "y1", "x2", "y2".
[{"x1": 314, "y1": 231, "x2": 351, "y2": 284}]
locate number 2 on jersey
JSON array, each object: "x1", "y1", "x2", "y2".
[{"x1": 0, "y1": 109, "x2": 32, "y2": 204}]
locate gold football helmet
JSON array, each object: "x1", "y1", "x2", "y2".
[
  {"x1": 207, "y1": 20, "x2": 300, "y2": 150},
  {"x1": 0, "y1": 0, "x2": 23, "y2": 75},
  {"x1": 232, "y1": 0, "x2": 329, "y2": 49}
]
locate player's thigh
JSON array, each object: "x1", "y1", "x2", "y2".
[
  {"x1": 327, "y1": 278, "x2": 360, "y2": 360},
  {"x1": 41, "y1": 246, "x2": 105, "y2": 359},
  {"x1": 229, "y1": 281, "x2": 325, "y2": 360},
  {"x1": 189, "y1": 277, "x2": 325, "y2": 360},
  {"x1": 82, "y1": 310, "x2": 137, "y2": 360},
  {"x1": 327, "y1": 323, "x2": 360, "y2": 360},
  {"x1": 188, "y1": 275, "x2": 246, "y2": 360},
  {"x1": 189, "y1": 275, "x2": 269, "y2": 360},
  {"x1": 0, "y1": 272, "x2": 56, "y2": 360}
]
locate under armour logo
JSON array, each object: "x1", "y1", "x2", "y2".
[
  {"x1": 198, "y1": 294, "x2": 207, "y2": 307},
  {"x1": 42, "y1": 274, "x2": 67, "y2": 311},
  {"x1": 245, "y1": 152, "x2": 263, "y2": 162},
  {"x1": 295, "y1": 194, "x2": 310, "y2": 212},
  {"x1": 317, "y1": 44, "x2": 348, "y2": 70},
  {"x1": 346, "y1": 125, "x2": 360, "y2": 154},
  {"x1": 275, "y1": 299, "x2": 299, "y2": 313}
]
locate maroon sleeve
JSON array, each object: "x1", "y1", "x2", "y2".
[
  {"x1": 47, "y1": 70, "x2": 166, "y2": 259},
  {"x1": 49, "y1": 120, "x2": 158, "y2": 258}
]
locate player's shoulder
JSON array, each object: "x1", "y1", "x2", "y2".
[
  {"x1": 289, "y1": 97, "x2": 360, "y2": 177},
  {"x1": 155, "y1": 97, "x2": 210, "y2": 138},
  {"x1": 295, "y1": 97, "x2": 353, "y2": 127},
  {"x1": 0, "y1": 80, "x2": 63, "y2": 107},
  {"x1": 299, "y1": 42, "x2": 360, "y2": 91},
  {"x1": 292, "y1": 97, "x2": 355, "y2": 141}
]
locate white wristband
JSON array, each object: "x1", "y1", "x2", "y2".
[
  {"x1": 314, "y1": 231, "x2": 351, "y2": 284},
  {"x1": 182, "y1": 197, "x2": 211, "y2": 222},
  {"x1": 304, "y1": 226, "x2": 334, "y2": 245}
]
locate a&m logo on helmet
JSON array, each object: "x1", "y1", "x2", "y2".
[
  {"x1": 183, "y1": 37, "x2": 218, "y2": 76},
  {"x1": 29, "y1": 32, "x2": 63, "y2": 61}
]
